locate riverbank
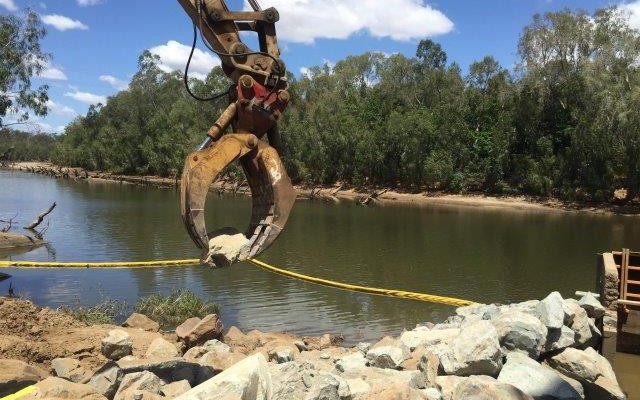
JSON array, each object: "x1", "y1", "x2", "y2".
[
  {"x1": 4, "y1": 161, "x2": 640, "y2": 216},
  {"x1": 0, "y1": 291, "x2": 632, "y2": 399}
]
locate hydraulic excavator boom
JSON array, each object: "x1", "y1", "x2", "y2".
[{"x1": 176, "y1": 0, "x2": 295, "y2": 266}]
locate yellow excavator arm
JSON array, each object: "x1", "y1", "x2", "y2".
[{"x1": 176, "y1": 0, "x2": 295, "y2": 266}]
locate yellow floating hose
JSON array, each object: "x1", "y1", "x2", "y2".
[
  {"x1": 0, "y1": 385, "x2": 35, "y2": 400},
  {"x1": 0, "y1": 258, "x2": 476, "y2": 307}
]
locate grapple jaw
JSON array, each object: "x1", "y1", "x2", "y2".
[{"x1": 180, "y1": 133, "x2": 295, "y2": 263}]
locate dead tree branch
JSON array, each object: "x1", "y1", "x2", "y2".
[
  {"x1": 23, "y1": 202, "x2": 56, "y2": 230},
  {"x1": 0, "y1": 213, "x2": 18, "y2": 233}
]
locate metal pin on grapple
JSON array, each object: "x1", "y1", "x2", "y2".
[{"x1": 177, "y1": 0, "x2": 295, "y2": 265}]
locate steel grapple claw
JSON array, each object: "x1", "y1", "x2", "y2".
[{"x1": 180, "y1": 133, "x2": 296, "y2": 262}]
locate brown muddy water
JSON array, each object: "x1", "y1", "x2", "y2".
[{"x1": 0, "y1": 169, "x2": 638, "y2": 395}]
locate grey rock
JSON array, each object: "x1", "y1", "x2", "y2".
[
  {"x1": 544, "y1": 326, "x2": 575, "y2": 353},
  {"x1": 270, "y1": 347, "x2": 295, "y2": 364},
  {"x1": 117, "y1": 358, "x2": 201, "y2": 386},
  {"x1": 88, "y1": 362, "x2": 123, "y2": 399},
  {"x1": 564, "y1": 300, "x2": 594, "y2": 349},
  {"x1": 456, "y1": 304, "x2": 500, "y2": 320},
  {"x1": 546, "y1": 346, "x2": 623, "y2": 399},
  {"x1": 356, "y1": 342, "x2": 371, "y2": 355},
  {"x1": 417, "y1": 351, "x2": 440, "y2": 389},
  {"x1": 438, "y1": 320, "x2": 503, "y2": 377},
  {"x1": 536, "y1": 292, "x2": 565, "y2": 330},
  {"x1": 366, "y1": 345, "x2": 409, "y2": 369},
  {"x1": 205, "y1": 232, "x2": 250, "y2": 267},
  {"x1": 113, "y1": 371, "x2": 163, "y2": 400},
  {"x1": 399, "y1": 328, "x2": 460, "y2": 351},
  {"x1": 271, "y1": 362, "x2": 350, "y2": 400},
  {"x1": 145, "y1": 338, "x2": 180, "y2": 359},
  {"x1": 490, "y1": 310, "x2": 547, "y2": 359},
  {"x1": 51, "y1": 358, "x2": 88, "y2": 383},
  {"x1": 202, "y1": 339, "x2": 231, "y2": 354},
  {"x1": 174, "y1": 353, "x2": 271, "y2": 400},
  {"x1": 435, "y1": 376, "x2": 493, "y2": 400},
  {"x1": 452, "y1": 376, "x2": 534, "y2": 400},
  {"x1": 578, "y1": 293, "x2": 605, "y2": 319},
  {"x1": 422, "y1": 387, "x2": 443, "y2": 400},
  {"x1": 101, "y1": 329, "x2": 133, "y2": 360},
  {"x1": 294, "y1": 341, "x2": 308, "y2": 352},
  {"x1": 497, "y1": 352, "x2": 583, "y2": 400},
  {"x1": 335, "y1": 352, "x2": 367, "y2": 373},
  {"x1": 161, "y1": 380, "x2": 191, "y2": 398}
]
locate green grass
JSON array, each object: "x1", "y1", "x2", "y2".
[
  {"x1": 61, "y1": 298, "x2": 128, "y2": 325},
  {"x1": 59, "y1": 289, "x2": 220, "y2": 328},
  {"x1": 134, "y1": 289, "x2": 221, "y2": 329}
]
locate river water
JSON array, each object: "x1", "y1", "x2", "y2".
[{"x1": 1, "y1": 169, "x2": 639, "y2": 394}]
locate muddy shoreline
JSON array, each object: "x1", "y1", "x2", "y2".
[{"x1": 4, "y1": 161, "x2": 640, "y2": 217}]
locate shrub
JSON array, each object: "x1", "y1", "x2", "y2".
[{"x1": 134, "y1": 289, "x2": 220, "y2": 329}]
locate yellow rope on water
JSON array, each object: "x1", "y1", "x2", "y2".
[{"x1": 0, "y1": 258, "x2": 476, "y2": 307}]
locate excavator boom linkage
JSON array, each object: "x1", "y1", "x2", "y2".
[{"x1": 177, "y1": 0, "x2": 295, "y2": 265}]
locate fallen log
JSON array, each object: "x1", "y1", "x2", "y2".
[{"x1": 23, "y1": 202, "x2": 56, "y2": 230}]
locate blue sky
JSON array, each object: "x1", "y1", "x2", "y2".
[{"x1": 1, "y1": 0, "x2": 638, "y2": 133}]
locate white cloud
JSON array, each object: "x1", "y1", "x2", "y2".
[
  {"x1": 46, "y1": 100, "x2": 77, "y2": 117},
  {"x1": 620, "y1": 1, "x2": 640, "y2": 30},
  {"x1": 248, "y1": 0, "x2": 454, "y2": 43},
  {"x1": 77, "y1": 0, "x2": 103, "y2": 5},
  {"x1": 0, "y1": 0, "x2": 17, "y2": 11},
  {"x1": 149, "y1": 40, "x2": 220, "y2": 80},
  {"x1": 42, "y1": 14, "x2": 89, "y2": 31},
  {"x1": 38, "y1": 61, "x2": 68, "y2": 80},
  {"x1": 299, "y1": 67, "x2": 311, "y2": 77},
  {"x1": 64, "y1": 90, "x2": 106, "y2": 105},
  {"x1": 99, "y1": 75, "x2": 128, "y2": 91}
]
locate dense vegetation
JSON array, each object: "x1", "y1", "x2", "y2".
[
  {"x1": 18, "y1": 8, "x2": 640, "y2": 202},
  {"x1": 0, "y1": 128, "x2": 56, "y2": 161}
]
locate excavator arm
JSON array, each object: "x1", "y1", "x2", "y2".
[{"x1": 176, "y1": 0, "x2": 295, "y2": 266}]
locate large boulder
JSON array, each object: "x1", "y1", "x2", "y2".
[
  {"x1": 101, "y1": 329, "x2": 133, "y2": 360},
  {"x1": 30, "y1": 377, "x2": 106, "y2": 400},
  {"x1": 536, "y1": 292, "x2": 565, "y2": 330},
  {"x1": 544, "y1": 326, "x2": 575, "y2": 354},
  {"x1": 335, "y1": 352, "x2": 367, "y2": 373},
  {"x1": 51, "y1": 358, "x2": 88, "y2": 383},
  {"x1": 113, "y1": 371, "x2": 163, "y2": 400},
  {"x1": 122, "y1": 313, "x2": 160, "y2": 332},
  {"x1": 399, "y1": 328, "x2": 460, "y2": 351},
  {"x1": 366, "y1": 345, "x2": 409, "y2": 369},
  {"x1": 145, "y1": 338, "x2": 180, "y2": 359},
  {"x1": 161, "y1": 380, "x2": 191, "y2": 398},
  {"x1": 577, "y1": 293, "x2": 605, "y2": 319},
  {"x1": 205, "y1": 232, "x2": 251, "y2": 267},
  {"x1": 0, "y1": 359, "x2": 48, "y2": 397},
  {"x1": 116, "y1": 358, "x2": 202, "y2": 386},
  {"x1": 547, "y1": 347, "x2": 625, "y2": 400},
  {"x1": 452, "y1": 376, "x2": 534, "y2": 400},
  {"x1": 437, "y1": 321, "x2": 503, "y2": 377},
  {"x1": 562, "y1": 300, "x2": 597, "y2": 349},
  {"x1": 176, "y1": 315, "x2": 224, "y2": 348},
  {"x1": 497, "y1": 352, "x2": 583, "y2": 400},
  {"x1": 88, "y1": 362, "x2": 123, "y2": 399},
  {"x1": 490, "y1": 310, "x2": 547, "y2": 359},
  {"x1": 456, "y1": 304, "x2": 500, "y2": 320},
  {"x1": 174, "y1": 353, "x2": 271, "y2": 400}
]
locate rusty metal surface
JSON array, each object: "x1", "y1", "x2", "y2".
[
  {"x1": 178, "y1": 0, "x2": 294, "y2": 261},
  {"x1": 180, "y1": 135, "x2": 295, "y2": 258}
]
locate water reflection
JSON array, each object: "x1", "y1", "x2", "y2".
[{"x1": 1, "y1": 170, "x2": 640, "y2": 344}]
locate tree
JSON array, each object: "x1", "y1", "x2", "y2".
[{"x1": 0, "y1": 10, "x2": 48, "y2": 127}]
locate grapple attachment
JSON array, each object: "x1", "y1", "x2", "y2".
[{"x1": 180, "y1": 133, "x2": 296, "y2": 262}]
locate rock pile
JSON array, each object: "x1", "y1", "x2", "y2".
[{"x1": 0, "y1": 292, "x2": 626, "y2": 400}]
